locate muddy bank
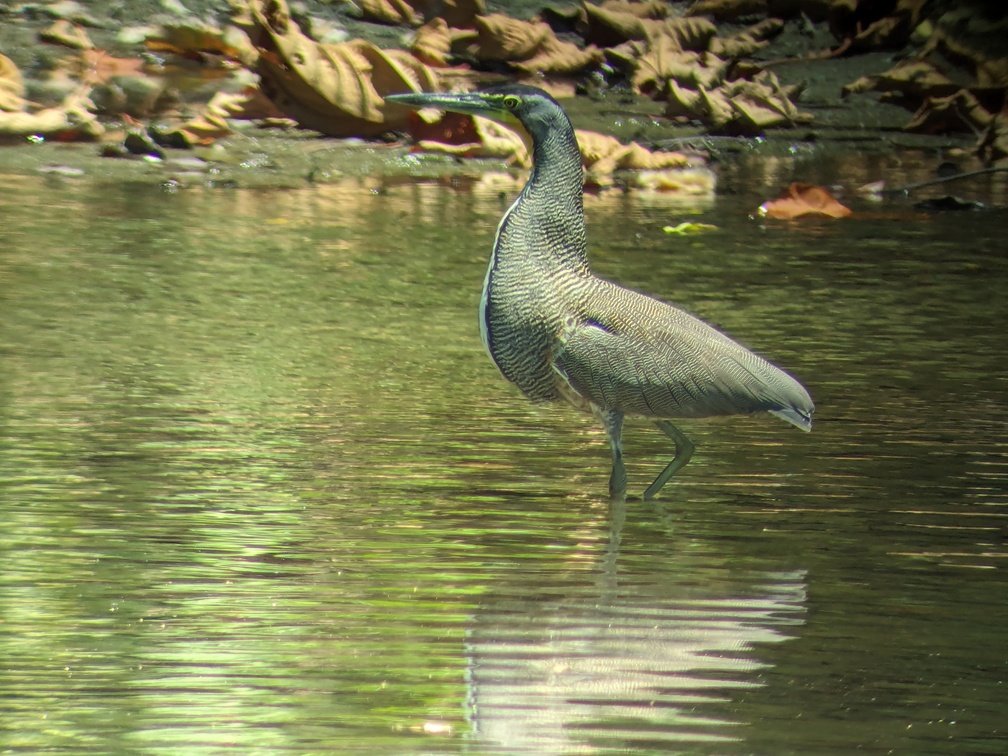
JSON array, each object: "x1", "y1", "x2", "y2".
[{"x1": 0, "y1": 1, "x2": 1003, "y2": 203}]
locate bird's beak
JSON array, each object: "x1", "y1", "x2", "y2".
[{"x1": 385, "y1": 91, "x2": 502, "y2": 121}]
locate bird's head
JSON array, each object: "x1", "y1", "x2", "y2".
[{"x1": 385, "y1": 85, "x2": 566, "y2": 145}]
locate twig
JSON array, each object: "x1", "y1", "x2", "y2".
[{"x1": 885, "y1": 165, "x2": 1008, "y2": 195}]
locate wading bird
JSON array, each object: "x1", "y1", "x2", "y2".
[{"x1": 386, "y1": 85, "x2": 813, "y2": 499}]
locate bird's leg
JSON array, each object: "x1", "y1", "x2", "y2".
[
  {"x1": 594, "y1": 407, "x2": 626, "y2": 499},
  {"x1": 643, "y1": 421, "x2": 695, "y2": 500}
]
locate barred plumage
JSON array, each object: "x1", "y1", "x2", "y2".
[{"x1": 387, "y1": 85, "x2": 814, "y2": 498}]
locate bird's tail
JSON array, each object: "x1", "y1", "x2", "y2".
[{"x1": 771, "y1": 406, "x2": 813, "y2": 432}]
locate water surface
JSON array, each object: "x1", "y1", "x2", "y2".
[{"x1": 1, "y1": 165, "x2": 1005, "y2": 754}]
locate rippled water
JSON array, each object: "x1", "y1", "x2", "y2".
[{"x1": 1, "y1": 162, "x2": 1006, "y2": 754}]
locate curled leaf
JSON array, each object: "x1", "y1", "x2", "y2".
[
  {"x1": 411, "y1": 18, "x2": 452, "y2": 66},
  {"x1": 758, "y1": 183, "x2": 852, "y2": 219},
  {"x1": 0, "y1": 53, "x2": 26, "y2": 112},
  {"x1": 904, "y1": 89, "x2": 996, "y2": 134},
  {"x1": 249, "y1": 0, "x2": 435, "y2": 136},
  {"x1": 438, "y1": 0, "x2": 485, "y2": 30},
  {"x1": 511, "y1": 38, "x2": 603, "y2": 76},
  {"x1": 578, "y1": 129, "x2": 690, "y2": 175},
  {"x1": 145, "y1": 19, "x2": 258, "y2": 65},
  {"x1": 154, "y1": 90, "x2": 255, "y2": 147},
  {"x1": 406, "y1": 108, "x2": 530, "y2": 166},
  {"x1": 842, "y1": 59, "x2": 959, "y2": 100},
  {"x1": 829, "y1": 0, "x2": 926, "y2": 50},
  {"x1": 667, "y1": 69, "x2": 811, "y2": 134},
  {"x1": 0, "y1": 87, "x2": 103, "y2": 140},
  {"x1": 359, "y1": 0, "x2": 423, "y2": 27},
  {"x1": 708, "y1": 18, "x2": 783, "y2": 58},
  {"x1": 39, "y1": 19, "x2": 94, "y2": 50},
  {"x1": 473, "y1": 14, "x2": 552, "y2": 62}
]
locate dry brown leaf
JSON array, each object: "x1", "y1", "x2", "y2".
[
  {"x1": 708, "y1": 18, "x2": 782, "y2": 58},
  {"x1": 408, "y1": 109, "x2": 530, "y2": 166},
  {"x1": 359, "y1": 0, "x2": 423, "y2": 27},
  {"x1": 0, "y1": 87, "x2": 102, "y2": 140},
  {"x1": 145, "y1": 20, "x2": 257, "y2": 64},
  {"x1": 159, "y1": 90, "x2": 254, "y2": 146},
  {"x1": 411, "y1": 18, "x2": 452, "y2": 66},
  {"x1": 904, "y1": 89, "x2": 996, "y2": 134},
  {"x1": 633, "y1": 45, "x2": 724, "y2": 95},
  {"x1": 649, "y1": 16, "x2": 718, "y2": 48},
  {"x1": 78, "y1": 49, "x2": 146, "y2": 87},
  {"x1": 577, "y1": 130, "x2": 690, "y2": 176},
  {"x1": 405, "y1": 108, "x2": 480, "y2": 145},
  {"x1": 350, "y1": 40, "x2": 438, "y2": 96},
  {"x1": 977, "y1": 107, "x2": 1008, "y2": 162},
  {"x1": 759, "y1": 183, "x2": 851, "y2": 219},
  {"x1": 829, "y1": 0, "x2": 927, "y2": 50},
  {"x1": 842, "y1": 59, "x2": 959, "y2": 100},
  {"x1": 582, "y1": 3, "x2": 651, "y2": 46},
  {"x1": 728, "y1": 70, "x2": 810, "y2": 130},
  {"x1": 512, "y1": 37, "x2": 603, "y2": 76},
  {"x1": 473, "y1": 14, "x2": 552, "y2": 62},
  {"x1": 0, "y1": 53, "x2": 26, "y2": 112},
  {"x1": 39, "y1": 19, "x2": 93, "y2": 49},
  {"x1": 438, "y1": 0, "x2": 485, "y2": 30},
  {"x1": 577, "y1": 130, "x2": 634, "y2": 171},
  {"x1": 665, "y1": 78, "x2": 703, "y2": 120},
  {"x1": 249, "y1": 0, "x2": 433, "y2": 136},
  {"x1": 619, "y1": 141, "x2": 690, "y2": 169},
  {"x1": 474, "y1": 116, "x2": 530, "y2": 165},
  {"x1": 667, "y1": 69, "x2": 809, "y2": 134}
]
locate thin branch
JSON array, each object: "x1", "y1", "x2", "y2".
[{"x1": 886, "y1": 165, "x2": 1008, "y2": 195}]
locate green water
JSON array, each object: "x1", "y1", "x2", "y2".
[{"x1": 1, "y1": 168, "x2": 1006, "y2": 754}]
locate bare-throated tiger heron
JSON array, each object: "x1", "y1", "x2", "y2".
[{"x1": 386, "y1": 85, "x2": 814, "y2": 499}]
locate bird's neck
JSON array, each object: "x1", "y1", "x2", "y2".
[{"x1": 502, "y1": 116, "x2": 589, "y2": 272}]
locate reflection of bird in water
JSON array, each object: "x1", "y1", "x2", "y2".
[
  {"x1": 463, "y1": 569, "x2": 808, "y2": 753},
  {"x1": 387, "y1": 85, "x2": 814, "y2": 499}
]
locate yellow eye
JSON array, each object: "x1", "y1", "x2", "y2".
[{"x1": 503, "y1": 95, "x2": 520, "y2": 110}]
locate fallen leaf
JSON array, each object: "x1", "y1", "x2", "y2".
[
  {"x1": 39, "y1": 19, "x2": 94, "y2": 49},
  {"x1": 0, "y1": 87, "x2": 103, "y2": 140},
  {"x1": 511, "y1": 37, "x2": 604, "y2": 76},
  {"x1": 829, "y1": 0, "x2": 927, "y2": 50},
  {"x1": 708, "y1": 18, "x2": 782, "y2": 58},
  {"x1": 78, "y1": 49, "x2": 146, "y2": 87},
  {"x1": 633, "y1": 45, "x2": 723, "y2": 95},
  {"x1": 648, "y1": 16, "x2": 719, "y2": 48},
  {"x1": 0, "y1": 53, "x2": 26, "y2": 112},
  {"x1": 438, "y1": 0, "x2": 485, "y2": 30},
  {"x1": 578, "y1": 129, "x2": 690, "y2": 174},
  {"x1": 582, "y1": 3, "x2": 651, "y2": 46},
  {"x1": 359, "y1": 0, "x2": 422, "y2": 27},
  {"x1": 145, "y1": 19, "x2": 258, "y2": 65},
  {"x1": 977, "y1": 106, "x2": 1008, "y2": 162},
  {"x1": 152, "y1": 90, "x2": 254, "y2": 146},
  {"x1": 407, "y1": 108, "x2": 530, "y2": 166},
  {"x1": 248, "y1": 0, "x2": 435, "y2": 137},
  {"x1": 758, "y1": 183, "x2": 852, "y2": 219},
  {"x1": 666, "y1": 68, "x2": 811, "y2": 134},
  {"x1": 842, "y1": 59, "x2": 960, "y2": 101},
  {"x1": 411, "y1": 18, "x2": 452, "y2": 66},
  {"x1": 472, "y1": 14, "x2": 552, "y2": 62},
  {"x1": 904, "y1": 89, "x2": 996, "y2": 134}
]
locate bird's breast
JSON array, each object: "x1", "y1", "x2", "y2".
[{"x1": 480, "y1": 257, "x2": 567, "y2": 403}]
